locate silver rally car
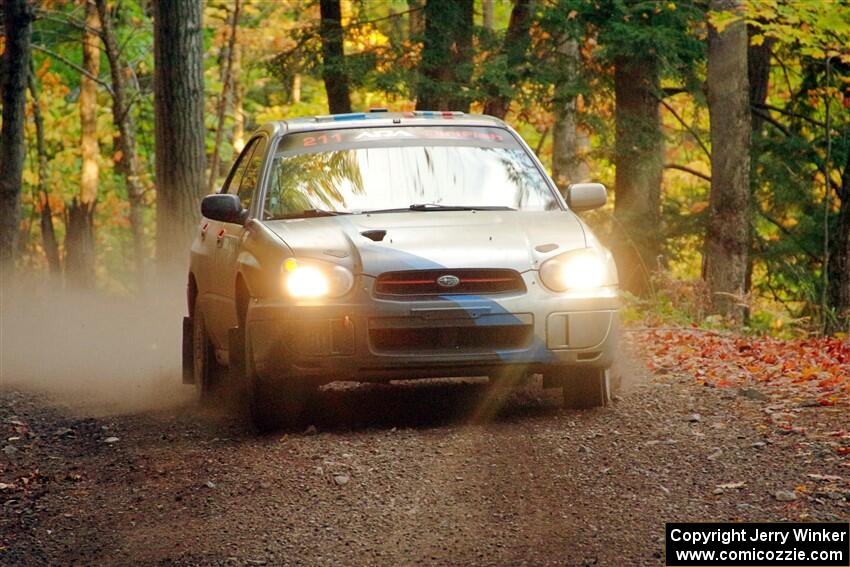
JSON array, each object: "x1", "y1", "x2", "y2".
[{"x1": 183, "y1": 110, "x2": 620, "y2": 430}]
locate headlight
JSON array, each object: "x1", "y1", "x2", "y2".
[
  {"x1": 539, "y1": 248, "x2": 616, "y2": 292},
  {"x1": 283, "y1": 258, "x2": 354, "y2": 298}
]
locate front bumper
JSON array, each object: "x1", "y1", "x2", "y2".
[{"x1": 245, "y1": 273, "x2": 619, "y2": 384}]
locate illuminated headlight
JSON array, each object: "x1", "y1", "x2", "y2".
[
  {"x1": 539, "y1": 248, "x2": 617, "y2": 292},
  {"x1": 283, "y1": 258, "x2": 354, "y2": 298}
]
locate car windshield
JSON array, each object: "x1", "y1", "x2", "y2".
[{"x1": 263, "y1": 126, "x2": 560, "y2": 219}]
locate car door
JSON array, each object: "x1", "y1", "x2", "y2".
[
  {"x1": 214, "y1": 134, "x2": 269, "y2": 336},
  {"x1": 203, "y1": 137, "x2": 259, "y2": 345}
]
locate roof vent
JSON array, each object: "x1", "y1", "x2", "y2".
[{"x1": 361, "y1": 229, "x2": 387, "y2": 242}]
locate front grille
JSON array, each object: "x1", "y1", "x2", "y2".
[
  {"x1": 370, "y1": 325, "x2": 532, "y2": 354},
  {"x1": 374, "y1": 269, "x2": 525, "y2": 297}
]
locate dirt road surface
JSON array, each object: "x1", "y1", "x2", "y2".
[{"x1": 1, "y1": 347, "x2": 848, "y2": 566}]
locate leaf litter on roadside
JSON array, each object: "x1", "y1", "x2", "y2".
[{"x1": 635, "y1": 327, "x2": 850, "y2": 462}]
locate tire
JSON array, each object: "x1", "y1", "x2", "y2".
[
  {"x1": 249, "y1": 375, "x2": 315, "y2": 433},
  {"x1": 562, "y1": 368, "x2": 611, "y2": 409},
  {"x1": 242, "y1": 328, "x2": 315, "y2": 433},
  {"x1": 192, "y1": 307, "x2": 225, "y2": 401}
]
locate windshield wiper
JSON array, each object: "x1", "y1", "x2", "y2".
[
  {"x1": 361, "y1": 204, "x2": 517, "y2": 214},
  {"x1": 268, "y1": 208, "x2": 351, "y2": 220}
]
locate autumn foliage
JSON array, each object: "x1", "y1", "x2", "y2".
[{"x1": 641, "y1": 327, "x2": 850, "y2": 408}]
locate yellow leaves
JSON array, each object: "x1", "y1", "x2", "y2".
[
  {"x1": 745, "y1": 0, "x2": 850, "y2": 62},
  {"x1": 22, "y1": 169, "x2": 39, "y2": 187},
  {"x1": 708, "y1": 10, "x2": 744, "y2": 34},
  {"x1": 345, "y1": 23, "x2": 388, "y2": 52}
]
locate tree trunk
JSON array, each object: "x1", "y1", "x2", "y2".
[
  {"x1": 28, "y1": 64, "x2": 62, "y2": 275},
  {"x1": 290, "y1": 73, "x2": 301, "y2": 105},
  {"x1": 612, "y1": 55, "x2": 663, "y2": 296},
  {"x1": 65, "y1": 0, "x2": 101, "y2": 289},
  {"x1": 826, "y1": 152, "x2": 850, "y2": 333},
  {"x1": 208, "y1": 0, "x2": 241, "y2": 193},
  {"x1": 743, "y1": 28, "x2": 773, "y2": 300},
  {"x1": 319, "y1": 0, "x2": 351, "y2": 115},
  {"x1": 748, "y1": 29, "x2": 773, "y2": 134},
  {"x1": 416, "y1": 0, "x2": 474, "y2": 111},
  {"x1": 482, "y1": 0, "x2": 494, "y2": 30},
  {"x1": 704, "y1": 0, "x2": 751, "y2": 322},
  {"x1": 0, "y1": 0, "x2": 34, "y2": 274},
  {"x1": 153, "y1": 0, "x2": 207, "y2": 268},
  {"x1": 407, "y1": 0, "x2": 424, "y2": 40},
  {"x1": 481, "y1": 0, "x2": 532, "y2": 119},
  {"x1": 551, "y1": 38, "x2": 588, "y2": 193},
  {"x1": 96, "y1": 0, "x2": 146, "y2": 282},
  {"x1": 232, "y1": 43, "x2": 246, "y2": 152}
]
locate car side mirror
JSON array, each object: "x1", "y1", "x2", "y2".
[
  {"x1": 201, "y1": 194, "x2": 245, "y2": 224},
  {"x1": 566, "y1": 183, "x2": 607, "y2": 212}
]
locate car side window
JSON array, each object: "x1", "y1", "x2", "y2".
[
  {"x1": 221, "y1": 138, "x2": 257, "y2": 195},
  {"x1": 236, "y1": 136, "x2": 267, "y2": 212}
]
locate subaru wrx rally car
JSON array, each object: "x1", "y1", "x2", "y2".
[{"x1": 183, "y1": 110, "x2": 619, "y2": 430}]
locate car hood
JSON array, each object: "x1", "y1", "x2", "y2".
[{"x1": 263, "y1": 210, "x2": 588, "y2": 276}]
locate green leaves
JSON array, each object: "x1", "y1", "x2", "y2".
[{"x1": 745, "y1": 0, "x2": 850, "y2": 63}]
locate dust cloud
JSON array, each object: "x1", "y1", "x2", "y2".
[
  {"x1": 0, "y1": 273, "x2": 194, "y2": 414},
  {"x1": 610, "y1": 329, "x2": 651, "y2": 395}
]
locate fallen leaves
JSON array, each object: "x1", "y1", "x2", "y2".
[{"x1": 638, "y1": 328, "x2": 850, "y2": 407}]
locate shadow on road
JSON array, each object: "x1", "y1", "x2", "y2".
[{"x1": 299, "y1": 377, "x2": 562, "y2": 432}]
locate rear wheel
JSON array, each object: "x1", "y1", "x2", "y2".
[
  {"x1": 562, "y1": 368, "x2": 611, "y2": 409},
  {"x1": 192, "y1": 307, "x2": 225, "y2": 401}
]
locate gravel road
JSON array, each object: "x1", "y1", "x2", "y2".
[{"x1": 1, "y1": 348, "x2": 848, "y2": 566}]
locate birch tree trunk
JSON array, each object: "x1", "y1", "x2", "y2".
[
  {"x1": 232, "y1": 44, "x2": 246, "y2": 152},
  {"x1": 703, "y1": 0, "x2": 751, "y2": 322}
]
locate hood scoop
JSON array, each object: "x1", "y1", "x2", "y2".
[{"x1": 361, "y1": 229, "x2": 387, "y2": 242}]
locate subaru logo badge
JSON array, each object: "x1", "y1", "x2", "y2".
[{"x1": 437, "y1": 275, "x2": 460, "y2": 288}]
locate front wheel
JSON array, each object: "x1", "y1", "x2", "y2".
[
  {"x1": 249, "y1": 375, "x2": 316, "y2": 433},
  {"x1": 238, "y1": 328, "x2": 316, "y2": 432},
  {"x1": 562, "y1": 368, "x2": 611, "y2": 409}
]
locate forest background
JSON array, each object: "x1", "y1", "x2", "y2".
[{"x1": 1, "y1": 0, "x2": 849, "y2": 337}]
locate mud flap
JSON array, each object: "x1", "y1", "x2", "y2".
[
  {"x1": 228, "y1": 326, "x2": 246, "y2": 383},
  {"x1": 182, "y1": 317, "x2": 194, "y2": 384}
]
